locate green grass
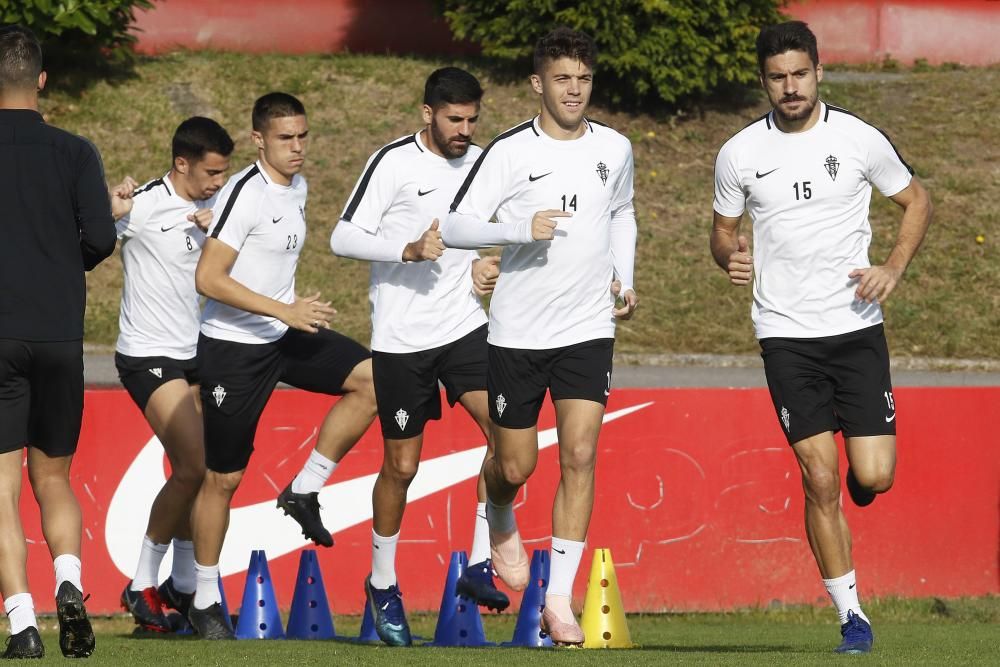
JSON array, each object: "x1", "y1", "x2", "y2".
[
  {"x1": 40, "y1": 54, "x2": 1000, "y2": 358},
  {"x1": 25, "y1": 596, "x2": 1000, "y2": 665}
]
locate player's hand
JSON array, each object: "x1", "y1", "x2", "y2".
[
  {"x1": 727, "y1": 235, "x2": 753, "y2": 286},
  {"x1": 849, "y1": 265, "x2": 902, "y2": 304},
  {"x1": 611, "y1": 280, "x2": 639, "y2": 319},
  {"x1": 471, "y1": 255, "x2": 501, "y2": 296},
  {"x1": 531, "y1": 209, "x2": 570, "y2": 241},
  {"x1": 109, "y1": 176, "x2": 138, "y2": 220},
  {"x1": 283, "y1": 292, "x2": 337, "y2": 333},
  {"x1": 403, "y1": 219, "x2": 446, "y2": 261},
  {"x1": 187, "y1": 208, "x2": 213, "y2": 232}
]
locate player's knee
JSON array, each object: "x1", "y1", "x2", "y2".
[
  {"x1": 559, "y1": 443, "x2": 597, "y2": 475},
  {"x1": 171, "y1": 460, "x2": 207, "y2": 496},
  {"x1": 497, "y1": 458, "x2": 532, "y2": 487},
  {"x1": 384, "y1": 455, "x2": 419, "y2": 485},
  {"x1": 857, "y1": 467, "x2": 894, "y2": 494},
  {"x1": 802, "y1": 465, "x2": 840, "y2": 505},
  {"x1": 204, "y1": 469, "x2": 244, "y2": 497}
]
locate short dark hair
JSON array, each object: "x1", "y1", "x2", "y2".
[
  {"x1": 756, "y1": 21, "x2": 820, "y2": 73},
  {"x1": 0, "y1": 25, "x2": 43, "y2": 90},
  {"x1": 423, "y1": 67, "x2": 483, "y2": 109},
  {"x1": 252, "y1": 92, "x2": 306, "y2": 131},
  {"x1": 172, "y1": 116, "x2": 235, "y2": 162},
  {"x1": 533, "y1": 26, "x2": 597, "y2": 75}
]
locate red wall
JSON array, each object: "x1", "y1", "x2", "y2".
[
  {"x1": 131, "y1": 0, "x2": 1000, "y2": 65},
  {"x1": 18, "y1": 387, "x2": 998, "y2": 614}
]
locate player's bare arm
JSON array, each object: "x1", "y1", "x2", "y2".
[
  {"x1": 711, "y1": 211, "x2": 753, "y2": 285},
  {"x1": 109, "y1": 176, "x2": 138, "y2": 221},
  {"x1": 532, "y1": 209, "x2": 571, "y2": 241},
  {"x1": 402, "y1": 218, "x2": 445, "y2": 262},
  {"x1": 849, "y1": 177, "x2": 932, "y2": 304},
  {"x1": 195, "y1": 237, "x2": 335, "y2": 333},
  {"x1": 471, "y1": 254, "x2": 500, "y2": 296}
]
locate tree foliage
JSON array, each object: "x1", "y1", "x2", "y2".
[{"x1": 436, "y1": 0, "x2": 786, "y2": 108}]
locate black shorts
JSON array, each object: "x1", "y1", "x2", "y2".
[
  {"x1": 488, "y1": 338, "x2": 614, "y2": 429},
  {"x1": 373, "y1": 324, "x2": 487, "y2": 439},
  {"x1": 198, "y1": 328, "x2": 371, "y2": 473},
  {"x1": 760, "y1": 324, "x2": 896, "y2": 446},
  {"x1": 0, "y1": 339, "x2": 83, "y2": 456},
  {"x1": 116, "y1": 352, "x2": 199, "y2": 412}
]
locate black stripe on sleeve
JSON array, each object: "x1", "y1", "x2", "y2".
[
  {"x1": 449, "y1": 119, "x2": 535, "y2": 213},
  {"x1": 133, "y1": 178, "x2": 168, "y2": 197},
  {"x1": 826, "y1": 105, "x2": 914, "y2": 175},
  {"x1": 739, "y1": 112, "x2": 771, "y2": 132},
  {"x1": 211, "y1": 165, "x2": 260, "y2": 239},
  {"x1": 341, "y1": 135, "x2": 416, "y2": 222}
]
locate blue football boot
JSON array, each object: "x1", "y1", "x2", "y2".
[
  {"x1": 835, "y1": 610, "x2": 874, "y2": 654},
  {"x1": 456, "y1": 559, "x2": 510, "y2": 612},
  {"x1": 364, "y1": 575, "x2": 412, "y2": 647}
]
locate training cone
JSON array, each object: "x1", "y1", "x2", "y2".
[
  {"x1": 427, "y1": 551, "x2": 492, "y2": 647},
  {"x1": 504, "y1": 549, "x2": 553, "y2": 647},
  {"x1": 580, "y1": 548, "x2": 635, "y2": 648},
  {"x1": 355, "y1": 603, "x2": 380, "y2": 643},
  {"x1": 235, "y1": 550, "x2": 285, "y2": 639},
  {"x1": 218, "y1": 575, "x2": 234, "y2": 631},
  {"x1": 286, "y1": 549, "x2": 336, "y2": 639}
]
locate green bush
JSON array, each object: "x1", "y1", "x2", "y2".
[
  {"x1": 1, "y1": 0, "x2": 154, "y2": 66},
  {"x1": 436, "y1": 0, "x2": 786, "y2": 108}
]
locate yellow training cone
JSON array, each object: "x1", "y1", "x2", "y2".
[{"x1": 580, "y1": 548, "x2": 636, "y2": 648}]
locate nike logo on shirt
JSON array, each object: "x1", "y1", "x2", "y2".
[
  {"x1": 755, "y1": 168, "x2": 780, "y2": 179},
  {"x1": 528, "y1": 172, "x2": 552, "y2": 182},
  {"x1": 160, "y1": 223, "x2": 183, "y2": 232},
  {"x1": 272, "y1": 217, "x2": 283, "y2": 224},
  {"x1": 417, "y1": 188, "x2": 437, "y2": 196}
]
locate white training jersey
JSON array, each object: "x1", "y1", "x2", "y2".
[
  {"x1": 339, "y1": 131, "x2": 487, "y2": 353},
  {"x1": 714, "y1": 102, "x2": 913, "y2": 339},
  {"x1": 449, "y1": 117, "x2": 636, "y2": 349},
  {"x1": 200, "y1": 161, "x2": 307, "y2": 344},
  {"x1": 115, "y1": 173, "x2": 210, "y2": 360}
]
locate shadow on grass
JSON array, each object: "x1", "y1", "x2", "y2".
[
  {"x1": 40, "y1": 50, "x2": 145, "y2": 99},
  {"x1": 631, "y1": 643, "x2": 803, "y2": 653}
]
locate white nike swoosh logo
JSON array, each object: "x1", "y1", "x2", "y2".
[
  {"x1": 105, "y1": 401, "x2": 653, "y2": 577},
  {"x1": 885, "y1": 413, "x2": 895, "y2": 423}
]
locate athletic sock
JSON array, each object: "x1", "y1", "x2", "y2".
[
  {"x1": 470, "y1": 502, "x2": 490, "y2": 564},
  {"x1": 3, "y1": 593, "x2": 37, "y2": 636},
  {"x1": 171, "y1": 539, "x2": 197, "y2": 593},
  {"x1": 291, "y1": 450, "x2": 337, "y2": 495},
  {"x1": 548, "y1": 537, "x2": 585, "y2": 598},
  {"x1": 192, "y1": 561, "x2": 221, "y2": 610},
  {"x1": 369, "y1": 529, "x2": 400, "y2": 590},
  {"x1": 823, "y1": 569, "x2": 870, "y2": 625},
  {"x1": 131, "y1": 536, "x2": 169, "y2": 591},
  {"x1": 485, "y1": 497, "x2": 516, "y2": 534},
  {"x1": 53, "y1": 553, "x2": 83, "y2": 596}
]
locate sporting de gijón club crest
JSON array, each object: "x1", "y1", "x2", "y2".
[
  {"x1": 824, "y1": 155, "x2": 839, "y2": 181},
  {"x1": 596, "y1": 161, "x2": 609, "y2": 185}
]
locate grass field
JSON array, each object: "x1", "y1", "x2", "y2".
[
  {"x1": 23, "y1": 596, "x2": 999, "y2": 665},
  {"x1": 38, "y1": 54, "x2": 999, "y2": 359}
]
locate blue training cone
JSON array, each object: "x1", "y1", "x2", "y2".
[
  {"x1": 219, "y1": 575, "x2": 234, "y2": 631},
  {"x1": 235, "y1": 550, "x2": 285, "y2": 639},
  {"x1": 286, "y1": 549, "x2": 336, "y2": 639},
  {"x1": 355, "y1": 603, "x2": 380, "y2": 643},
  {"x1": 427, "y1": 551, "x2": 492, "y2": 647},
  {"x1": 505, "y1": 549, "x2": 554, "y2": 647}
]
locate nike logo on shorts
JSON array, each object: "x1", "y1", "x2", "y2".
[{"x1": 885, "y1": 413, "x2": 896, "y2": 423}]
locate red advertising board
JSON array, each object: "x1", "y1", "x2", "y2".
[{"x1": 18, "y1": 387, "x2": 999, "y2": 613}]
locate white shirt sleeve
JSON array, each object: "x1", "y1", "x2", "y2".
[
  {"x1": 713, "y1": 140, "x2": 745, "y2": 218},
  {"x1": 340, "y1": 150, "x2": 398, "y2": 234},
  {"x1": 208, "y1": 185, "x2": 263, "y2": 252},
  {"x1": 864, "y1": 126, "x2": 913, "y2": 198},
  {"x1": 330, "y1": 218, "x2": 408, "y2": 262},
  {"x1": 610, "y1": 143, "x2": 637, "y2": 293}
]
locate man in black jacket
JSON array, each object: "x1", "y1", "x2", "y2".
[{"x1": 0, "y1": 25, "x2": 115, "y2": 659}]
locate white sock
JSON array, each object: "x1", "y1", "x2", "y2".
[
  {"x1": 131, "y1": 536, "x2": 169, "y2": 591},
  {"x1": 369, "y1": 529, "x2": 399, "y2": 589},
  {"x1": 3, "y1": 593, "x2": 36, "y2": 635},
  {"x1": 171, "y1": 539, "x2": 196, "y2": 593},
  {"x1": 193, "y1": 561, "x2": 221, "y2": 610},
  {"x1": 548, "y1": 537, "x2": 585, "y2": 598},
  {"x1": 53, "y1": 553, "x2": 83, "y2": 596},
  {"x1": 823, "y1": 569, "x2": 870, "y2": 625},
  {"x1": 485, "y1": 497, "x2": 516, "y2": 534},
  {"x1": 470, "y1": 502, "x2": 490, "y2": 564},
  {"x1": 291, "y1": 450, "x2": 337, "y2": 494}
]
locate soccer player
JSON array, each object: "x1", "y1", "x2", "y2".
[
  {"x1": 441, "y1": 28, "x2": 638, "y2": 646},
  {"x1": 109, "y1": 117, "x2": 234, "y2": 632},
  {"x1": 186, "y1": 93, "x2": 377, "y2": 639},
  {"x1": 710, "y1": 21, "x2": 932, "y2": 654},
  {"x1": 332, "y1": 67, "x2": 506, "y2": 646},
  {"x1": 0, "y1": 25, "x2": 115, "y2": 659}
]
